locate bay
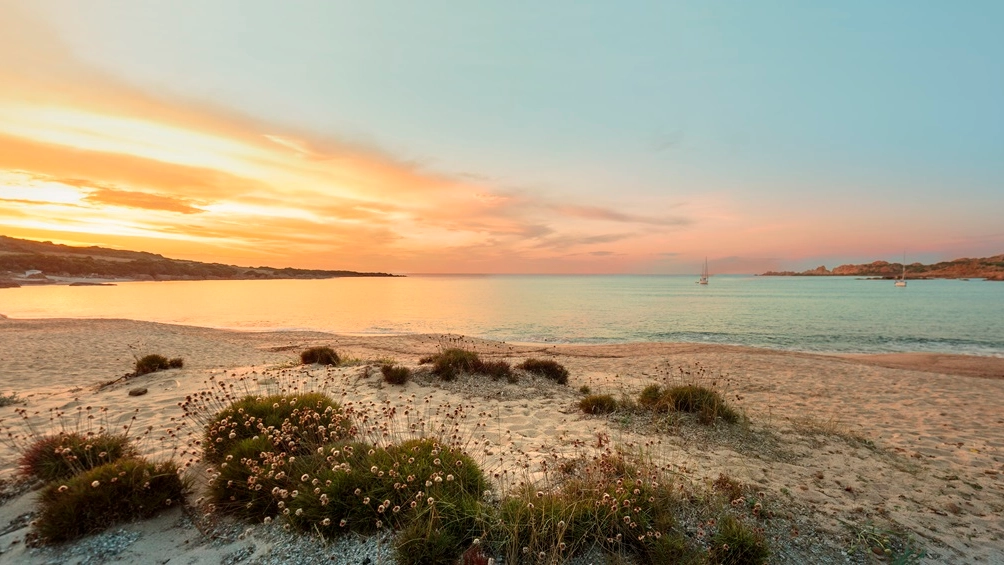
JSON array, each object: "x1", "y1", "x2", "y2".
[{"x1": 2, "y1": 275, "x2": 1002, "y2": 356}]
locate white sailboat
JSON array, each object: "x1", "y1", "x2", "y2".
[
  {"x1": 697, "y1": 257, "x2": 709, "y2": 285},
  {"x1": 895, "y1": 253, "x2": 907, "y2": 287}
]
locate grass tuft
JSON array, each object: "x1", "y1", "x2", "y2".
[
  {"x1": 202, "y1": 392, "x2": 352, "y2": 463},
  {"x1": 34, "y1": 457, "x2": 186, "y2": 542},
  {"x1": 422, "y1": 348, "x2": 513, "y2": 382},
  {"x1": 635, "y1": 384, "x2": 740, "y2": 425},
  {"x1": 300, "y1": 346, "x2": 340, "y2": 366},
  {"x1": 19, "y1": 433, "x2": 136, "y2": 482},
  {"x1": 516, "y1": 358, "x2": 569, "y2": 385},
  {"x1": 708, "y1": 514, "x2": 769, "y2": 564},
  {"x1": 134, "y1": 354, "x2": 175, "y2": 375},
  {"x1": 381, "y1": 364, "x2": 412, "y2": 385},
  {"x1": 579, "y1": 394, "x2": 618, "y2": 415}
]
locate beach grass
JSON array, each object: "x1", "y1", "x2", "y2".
[{"x1": 300, "y1": 346, "x2": 340, "y2": 366}]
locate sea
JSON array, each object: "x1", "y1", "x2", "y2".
[{"x1": 2, "y1": 275, "x2": 1002, "y2": 356}]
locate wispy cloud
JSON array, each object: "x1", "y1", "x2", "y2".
[{"x1": 0, "y1": 2, "x2": 708, "y2": 273}]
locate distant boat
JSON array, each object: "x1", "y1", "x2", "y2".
[
  {"x1": 697, "y1": 257, "x2": 709, "y2": 285},
  {"x1": 895, "y1": 253, "x2": 907, "y2": 287}
]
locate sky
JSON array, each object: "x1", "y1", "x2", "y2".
[{"x1": 1, "y1": 1, "x2": 1001, "y2": 274}]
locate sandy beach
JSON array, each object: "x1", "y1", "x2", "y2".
[{"x1": 0, "y1": 317, "x2": 1002, "y2": 564}]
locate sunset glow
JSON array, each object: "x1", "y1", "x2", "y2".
[{"x1": 1, "y1": 2, "x2": 1001, "y2": 273}]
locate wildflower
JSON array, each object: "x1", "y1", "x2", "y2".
[
  {"x1": 264, "y1": 517, "x2": 272, "y2": 524},
  {"x1": 58, "y1": 485, "x2": 69, "y2": 493},
  {"x1": 446, "y1": 474, "x2": 454, "y2": 482},
  {"x1": 322, "y1": 518, "x2": 331, "y2": 526},
  {"x1": 91, "y1": 480, "x2": 100, "y2": 488},
  {"x1": 340, "y1": 519, "x2": 347, "y2": 527},
  {"x1": 363, "y1": 497, "x2": 370, "y2": 504},
  {"x1": 301, "y1": 474, "x2": 310, "y2": 482},
  {"x1": 295, "y1": 508, "x2": 303, "y2": 516}
]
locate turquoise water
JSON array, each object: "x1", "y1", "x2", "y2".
[{"x1": 2, "y1": 275, "x2": 1002, "y2": 355}]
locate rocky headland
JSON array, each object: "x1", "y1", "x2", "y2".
[{"x1": 761, "y1": 254, "x2": 1004, "y2": 280}]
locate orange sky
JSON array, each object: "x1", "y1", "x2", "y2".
[
  {"x1": 2, "y1": 2, "x2": 1000, "y2": 274},
  {"x1": 0, "y1": 19, "x2": 705, "y2": 274}
]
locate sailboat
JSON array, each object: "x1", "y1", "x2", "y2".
[
  {"x1": 894, "y1": 253, "x2": 907, "y2": 287},
  {"x1": 697, "y1": 257, "x2": 709, "y2": 285}
]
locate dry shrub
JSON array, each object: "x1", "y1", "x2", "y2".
[
  {"x1": 579, "y1": 394, "x2": 618, "y2": 415},
  {"x1": 516, "y1": 359, "x2": 569, "y2": 385},
  {"x1": 381, "y1": 364, "x2": 411, "y2": 385},
  {"x1": 300, "y1": 346, "x2": 340, "y2": 366}
]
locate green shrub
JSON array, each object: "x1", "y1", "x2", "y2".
[
  {"x1": 135, "y1": 354, "x2": 170, "y2": 375},
  {"x1": 381, "y1": 364, "x2": 411, "y2": 385},
  {"x1": 168, "y1": 357, "x2": 184, "y2": 369},
  {"x1": 481, "y1": 360, "x2": 513, "y2": 381},
  {"x1": 492, "y1": 452, "x2": 697, "y2": 564},
  {"x1": 207, "y1": 436, "x2": 326, "y2": 519},
  {"x1": 203, "y1": 392, "x2": 352, "y2": 463},
  {"x1": 708, "y1": 515, "x2": 769, "y2": 565},
  {"x1": 300, "y1": 346, "x2": 340, "y2": 366},
  {"x1": 422, "y1": 348, "x2": 512, "y2": 381},
  {"x1": 0, "y1": 392, "x2": 19, "y2": 407},
  {"x1": 19, "y1": 433, "x2": 136, "y2": 481},
  {"x1": 638, "y1": 384, "x2": 666, "y2": 410},
  {"x1": 34, "y1": 457, "x2": 185, "y2": 542},
  {"x1": 395, "y1": 518, "x2": 465, "y2": 565},
  {"x1": 284, "y1": 437, "x2": 489, "y2": 536},
  {"x1": 578, "y1": 385, "x2": 591, "y2": 395},
  {"x1": 516, "y1": 359, "x2": 569, "y2": 385},
  {"x1": 662, "y1": 385, "x2": 740, "y2": 424},
  {"x1": 579, "y1": 394, "x2": 618, "y2": 415}
]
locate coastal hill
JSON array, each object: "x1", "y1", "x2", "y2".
[
  {"x1": 761, "y1": 254, "x2": 1004, "y2": 280},
  {"x1": 0, "y1": 235, "x2": 398, "y2": 284}
]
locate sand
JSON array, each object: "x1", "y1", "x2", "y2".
[{"x1": 0, "y1": 318, "x2": 1002, "y2": 564}]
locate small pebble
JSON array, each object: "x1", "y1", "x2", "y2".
[{"x1": 128, "y1": 387, "x2": 148, "y2": 396}]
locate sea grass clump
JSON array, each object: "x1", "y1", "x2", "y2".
[
  {"x1": 579, "y1": 394, "x2": 618, "y2": 414},
  {"x1": 516, "y1": 358, "x2": 569, "y2": 385},
  {"x1": 134, "y1": 354, "x2": 172, "y2": 375},
  {"x1": 421, "y1": 348, "x2": 512, "y2": 381},
  {"x1": 203, "y1": 392, "x2": 352, "y2": 463},
  {"x1": 637, "y1": 384, "x2": 740, "y2": 424},
  {"x1": 300, "y1": 346, "x2": 340, "y2": 366},
  {"x1": 19, "y1": 433, "x2": 136, "y2": 482},
  {"x1": 34, "y1": 457, "x2": 185, "y2": 542},
  {"x1": 381, "y1": 364, "x2": 411, "y2": 385}
]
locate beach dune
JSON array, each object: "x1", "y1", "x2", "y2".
[{"x1": 0, "y1": 318, "x2": 1002, "y2": 563}]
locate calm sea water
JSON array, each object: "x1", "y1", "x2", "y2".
[{"x1": 2, "y1": 275, "x2": 1002, "y2": 356}]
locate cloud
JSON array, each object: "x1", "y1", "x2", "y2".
[
  {"x1": 553, "y1": 204, "x2": 691, "y2": 227},
  {"x1": 0, "y1": 1, "x2": 707, "y2": 273},
  {"x1": 84, "y1": 188, "x2": 203, "y2": 214}
]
